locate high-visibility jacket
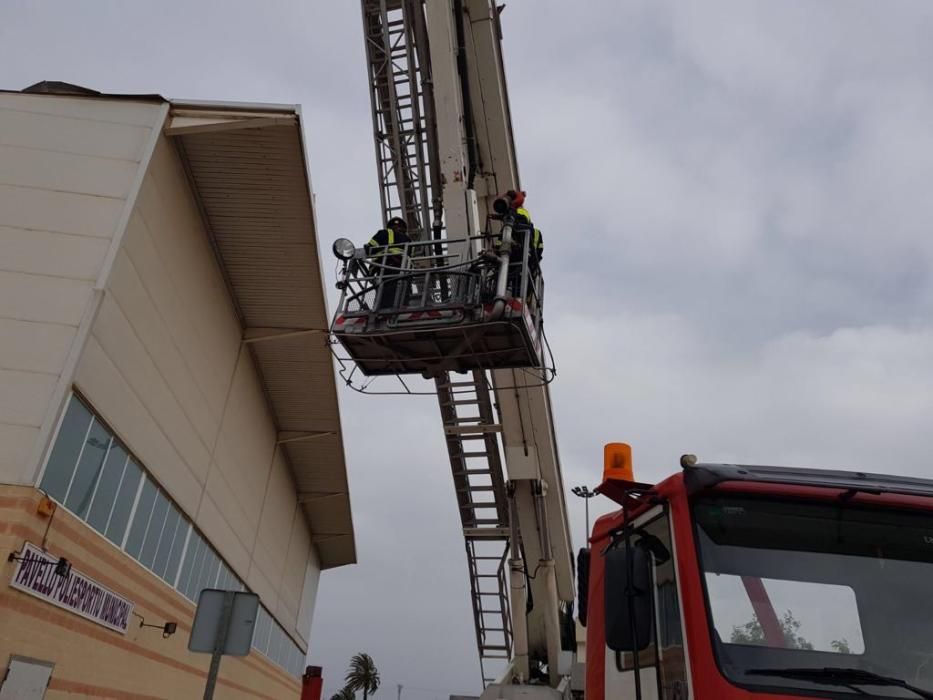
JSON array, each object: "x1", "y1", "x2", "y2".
[{"x1": 366, "y1": 227, "x2": 410, "y2": 258}]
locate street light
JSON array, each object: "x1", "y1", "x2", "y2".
[{"x1": 571, "y1": 485, "x2": 596, "y2": 543}]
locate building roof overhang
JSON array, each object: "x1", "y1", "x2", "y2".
[{"x1": 164, "y1": 100, "x2": 356, "y2": 570}]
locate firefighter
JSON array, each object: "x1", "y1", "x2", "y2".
[
  {"x1": 506, "y1": 190, "x2": 543, "y2": 266},
  {"x1": 493, "y1": 190, "x2": 543, "y2": 298},
  {"x1": 365, "y1": 216, "x2": 411, "y2": 310}
]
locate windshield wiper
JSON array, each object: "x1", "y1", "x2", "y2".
[{"x1": 746, "y1": 667, "x2": 933, "y2": 699}]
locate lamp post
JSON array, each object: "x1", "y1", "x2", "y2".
[{"x1": 571, "y1": 485, "x2": 596, "y2": 543}]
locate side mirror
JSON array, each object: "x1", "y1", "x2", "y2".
[{"x1": 604, "y1": 541, "x2": 653, "y2": 652}]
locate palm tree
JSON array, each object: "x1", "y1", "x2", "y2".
[
  {"x1": 345, "y1": 652, "x2": 380, "y2": 700},
  {"x1": 330, "y1": 688, "x2": 356, "y2": 700}
]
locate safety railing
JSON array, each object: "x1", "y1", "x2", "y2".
[{"x1": 332, "y1": 230, "x2": 544, "y2": 334}]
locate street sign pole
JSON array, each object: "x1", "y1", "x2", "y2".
[
  {"x1": 203, "y1": 590, "x2": 235, "y2": 700},
  {"x1": 189, "y1": 587, "x2": 259, "y2": 698}
]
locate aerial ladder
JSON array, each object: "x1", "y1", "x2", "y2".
[{"x1": 330, "y1": 1, "x2": 576, "y2": 695}]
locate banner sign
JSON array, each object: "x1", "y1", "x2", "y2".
[{"x1": 10, "y1": 542, "x2": 134, "y2": 634}]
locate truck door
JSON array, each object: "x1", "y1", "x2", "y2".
[{"x1": 604, "y1": 507, "x2": 690, "y2": 699}]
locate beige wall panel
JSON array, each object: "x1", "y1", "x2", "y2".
[
  {"x1": 280, "y1": 514, "x2": 311, "y2": 624},
  {"x1": 213, "y1": 354, "x2": 277, "y2": 527},
  {"x1": 246, "y1": 559, "x2": 280, "y2": 615},
  {"x1": 197, "y1": 492, "x2": 251, "y2": 577},
  {"x1": 210, "y1": 434, "x2": 265, "y2": 536},
  {"x1": 144, "y1": 140, "x2": 242, "y2": 352},
  {"x1": 0, "y1": 318, "x2": 75, "y2": 375},
  {"x1": 253, "y1": 449, "x2": 297, "y2": 583},
  {"x1": 0, "y1": 184, "x2": 124, "y2": 238},
  {"x1": 296, "y1": 551, "x2": 321, "y2": 645},
  {"x1": 0, "y1": 226, "x2": 110, "y2": 281},
  {"x1": 105, "y1": 246, "x2": 216, "y2": 470},
  {"x1": 277, "y1": 590, "x2": 299, "y2": 632},
  {"x1": 0, "y1": 271, "x2": 93, "y2": 326},
  {"x1": 0, "y1": 423, "x2": 39, "y2": 483},
  {"x1": 119, "y1": 212, "x2": 222, "y2": 447},
  {"x1": 90, "y1": 289, "x2": 210, "y2": 484},
  {"x1": 132, "y1": 142, "x2": 242, "y2": 418},
  {"x1": 73, "y1": 337, "x2": 202, "y2": 517},
  {"x1": 0, "y1": 106, "x2": 151, "y2": 161},
  {"x1": 0, "y1": 369, "x2": 56, "y2": 427},
  {"x1": 0, "y1": 93, "x2": 162, "y2": 127},
  {"x1": 0, "y1": 144, "x2": 138, "y2": 198},
  {"x1": 203, "y1": 463, "x2": 258, "y2": 560}
]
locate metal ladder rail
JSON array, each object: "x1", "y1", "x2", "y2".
[
  {"x1": 361, "y1": 0, "x2": 434, "y2": 240},
  {"x1": 436, "y1": 371, "x2": 513, "y2": 685}
]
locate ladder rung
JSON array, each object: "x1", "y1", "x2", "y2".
[
  {"x1": 447, "y1": 416, "x2": 482, "y2": 424},
  {"x1": 445, "y1": 425, "x2": 501, "y2": 435},
  {"x1": 463, "y1": 528, "x2": 508, "y2": 538},
  {"x1": 442, "y1": 398, "x2": 481, "y2": 406}
]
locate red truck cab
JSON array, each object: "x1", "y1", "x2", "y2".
[{"x1": 584, "y1": 446, "x2": 933, "y2": 699}]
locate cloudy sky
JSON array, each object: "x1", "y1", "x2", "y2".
[{"x1": 4, "y1": 0, "x2": 933, "y2": 697}]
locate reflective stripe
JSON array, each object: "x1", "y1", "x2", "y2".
[
  {"x1": 386, "y1": 228, "x2": 403, "y2": 255},
  {"x1": 516, "y1": 207, "x2": 532, "y2": 221},
  {"x1": 371, "y1": 228, "x2": 404, "y2": 256}
]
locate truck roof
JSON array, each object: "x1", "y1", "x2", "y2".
[
  {"x1": 591, "y1": 462, "x2": 933, "y2": 543},
  {"x1": 683, "y1": 461, "x2": 933, "y2": 499}
]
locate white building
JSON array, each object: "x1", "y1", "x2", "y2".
[{"x1": 0, "y1": 81, "x2": 354, "y2": 699}]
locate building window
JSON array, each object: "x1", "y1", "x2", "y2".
[{"x1": 39, "y1": 394, "x2": 307, "y2": 677}]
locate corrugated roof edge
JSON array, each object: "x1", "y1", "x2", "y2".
[
  {"x1": 4, "y1": 83, "x2": 301, "y2": 115},
  {"x1": 293, "y1": 102, "x2": 358, "y2": 569},
  {"x1": 4, "y1": 80, "x2": 165, "y2": 101},
  {"x1": 170, "y1": 97, "x2": 299, "y2": 113}
]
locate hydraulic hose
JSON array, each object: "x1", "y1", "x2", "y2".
[{"x1": 487, "y1": 213, "x2": 515, "y2": 321}]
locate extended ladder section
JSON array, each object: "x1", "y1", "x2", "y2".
[
  {"x1": 436, "y1": 371, "x2": 512, "y2": 684},
  {"x1": 357, "y1": 0, "x2": 576, "y2": 690},
  {"x1": 361, "y1": 0, "x2": 440, "y2": 240},
  {"x1": 361, "y1": 0, "x2": 516, "y2": 683}
]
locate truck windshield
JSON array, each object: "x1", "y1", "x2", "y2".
[{"x1": 695, "y1": 495, "x2": 933, "y2": 698}]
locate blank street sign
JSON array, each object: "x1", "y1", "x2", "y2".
[{"x1": 189, "y1": 589, "x2": 259, "y2": 656}]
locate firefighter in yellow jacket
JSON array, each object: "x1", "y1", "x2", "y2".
[{"x1": 365, "y1": 216, "x2": 411, "y2": 310}]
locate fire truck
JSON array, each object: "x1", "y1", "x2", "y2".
[
  {"x1": 584, "y1": 444, "x2": 933, "y2": 699},
  {"x1": 331, "y1": 2, "x2": 933, "y2": 699}
]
